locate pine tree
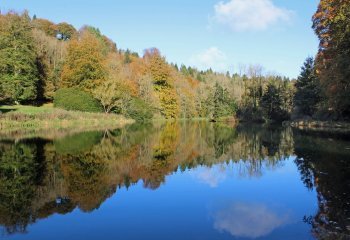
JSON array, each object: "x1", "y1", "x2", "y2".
[
  {"x1": 294, "y1": 57, "x2": 321, "y2": 116},
  {"x1": 261, "y1": 83, "x2": 287, "y2": 121},
  {"x1": 0, "y1": 12, "x2": 39, "y2": 103}
]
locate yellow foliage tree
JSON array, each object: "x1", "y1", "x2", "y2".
[{"x1": 60, "y1": 30, "x2": 107, "y2": 92}]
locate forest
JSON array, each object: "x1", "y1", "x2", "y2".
[{"x1": 0, "y1": 0, "x2": 349, "y2": 123}]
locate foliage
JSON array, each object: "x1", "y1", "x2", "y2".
[
  {"x1": 32, "y1": 29, "x2": 67, "y2": 100},
  {"x1": 144, "y1": 48, "x2": 179, "y2": 118},
  {"x1": 124, "y1": 98, "x2": 153, "y2": 122},
  {"x1": 0, "y1": 10, "x2": 298, "y2": 121},
  {"x1": 0, "y1": 12, "x2": 39, "y2": 103},
  {"x1": 56, "y1": 22, "x2": 76, "y2": 40},
  {"x1": 93, "y1": 75, "x2": 129, "y2": 113},
  {"x1": 312, "y1": 0, "x2": 350, "y2": 118},
  {"x1": 212, "y1": 82, "x2": 237, "y2": 119},
  {"x1": 54, "y1": 88, "x2": 102, "y2": 112},
  {"x1": 294, "y1": 57, "x2": 322, "y2": 116},
  {"x1": 261, "y1": 83, "x2": 289, "y2": 122},
  {"x1": 60, "y1": 29, "x2": 107, "y2": 91}
]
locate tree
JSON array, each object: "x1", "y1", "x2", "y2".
[
  {"x1": 124, "y1": 49, "x2": 132, "y2": 64},
  {"x1": 210, "y1": 82, "x2": 236, "y2": 119},
  {"x1": 60, "y1": 30, "x2": 107, "y2": 91},
  {"x1": 0, "y1": 12, "x2": 39, "y2": 103},
  {"x1": 143, "y1": 48, "x2": 179, "y2": 118},
  {"x1": 56, "y1": 22, "x2": 76, "y2": 40},
  {"x1": 93, "y1": 75, "x2": 129, "y2": 113},
  {"x1": 294, "y1": 57, "x2": 321, "y2": 116},
  {"x1": 32, "y1": 18, "x2": 57, "y2": 37},
  {"x1": 261, "y1": 83, "x2": 287, "y2": 121},
  {"x1": 312, "y1": 0, "x2": 350, "y2": 117},
  {"x1": 32, "y1": 29, "x2": 67, "y2": 100}
]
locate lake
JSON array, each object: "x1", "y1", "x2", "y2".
[{"x1": 0, "y1": 122, "x2": 349, "y2": 240}]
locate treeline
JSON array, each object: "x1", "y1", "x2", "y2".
[
  {"x1": 294, "y1": 0, "x2": 350, "y2": 121},
  {"x1": 0, "y1": 11, "x2": 294, "y2": 122}
]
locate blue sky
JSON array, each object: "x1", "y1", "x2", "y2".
[{"x1": 1, "y1": 0, "x2": 319, "y2": 78}]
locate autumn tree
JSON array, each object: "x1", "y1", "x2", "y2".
[
  {"x1": 144, "y1": 48, "x2": 179, "y2": 118},
  {"x1": 0, "y1": 12, "x2": 39, "y2": 103},
  {"x1": 32, "y1": 18, "x2": 57, "y2": 37},
  {"x1": 93, "y1": 73, "x2": 130, "y2": 113},
  {"x1": 312, "y1": 0, "x2": 350, "y2": 117},
  {"x1": 60, "y1": 29, "x2": 107, "y2": 91},
  {"x1": 32, "y1": 29, "x2": 67, "y2": 100}
]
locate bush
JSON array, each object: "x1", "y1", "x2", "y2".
[
  {"x1": 54, "y1": 88, "x2": 102, "y2": 113},
  {"x1": 125, "y1": 98, "x2": 153, "y2": 122}
]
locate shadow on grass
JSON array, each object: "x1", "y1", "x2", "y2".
[{"x1": 0, "y1": 108, "x2": 17, "y2": 114}]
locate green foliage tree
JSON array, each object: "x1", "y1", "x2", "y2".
[
  {"x1": 124, "y1": 49, "x2": 132, "y2": 64},
  {"x1": 54, "y1": 88, "x2": 102, "y2": 112},
  {"x1": 294, "y1": 57, "x2": 321, "y2": 116},
  {"x1": 212, "y1": 82, "x2": 236, "y2": 119},
  {"x1": 0, "y1": 12, "x2": 39, "y2": 103},
  {"x1": 125, "y1": 98, "x2": 153, "y2": 122},
  {"x1": 56, "y1": 22, "x2": 76, "y2": 41},
  {"x1": 261, "y1": 83, "x2": 288, "y2": 122},
  {"x1": 93, "y1": 75, "x2": 130, "y2": 113}
]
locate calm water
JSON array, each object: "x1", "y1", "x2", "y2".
[{"x1": 0, "y1": 122, "x2": 349, "y2": 240}]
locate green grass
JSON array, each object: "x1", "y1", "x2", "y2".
[
  {"x1": 0, "y1": 105, "x2": 134, "y2": 137},
  {"x1": 0, "y1": 104, "x2": 54, "y2": 114}
]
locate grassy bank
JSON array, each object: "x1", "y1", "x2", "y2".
[{"x1": 0, "y1": 105, "x2": 134, "y2": 137}]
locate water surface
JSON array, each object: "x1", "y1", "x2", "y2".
[{"x1": 0, "y1": 122, "x2": 349, "y2": 239}]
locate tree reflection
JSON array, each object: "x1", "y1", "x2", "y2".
[
  {"x1": 0, "y1": 140, "x2": 46, "y2": 234},
  {"x1": 0, "y1": 123, "x2": 348, "y2": 238},
  {"x1": 294, "y1": 130, "x2": 350, "y2": 239}
]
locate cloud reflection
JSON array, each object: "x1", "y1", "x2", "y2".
[
  {"x1": 213, "y1": 202, "x2": 290, "y2": 238},
  {"x1": 192, "y1": 165, "x2": 227, "y2": 188}
]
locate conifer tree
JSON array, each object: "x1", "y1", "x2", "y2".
[
  {"x1": 0, "y1": 12, "x2": 39, "y2": 103},
  {"x1": 294, "y1": 57, "x2": 321, "y2": 116}
]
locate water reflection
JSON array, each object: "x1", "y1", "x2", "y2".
[
  {"x1": 293, "y1": 130, "x2": 350, "y2": 239},
  {"x1": 0, "y1": 122, "x2": 348, "y2": 239},
  {"x1": 213, "y1": 202, "x2": 290, "y2": 238}
]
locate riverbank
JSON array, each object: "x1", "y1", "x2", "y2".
[
  {"x1": 285, "y1": 120, "x2": 350, "y2": 133},
  {"x1": 0, "y1": 105, "x2": 134, "y2": 138}
]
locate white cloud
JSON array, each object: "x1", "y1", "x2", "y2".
[
  {"x1": 213, "y1": 202, "x2": 290, "y2": 238},
  {"x1": 189, "y1": 47, "x2": 228, "y2": 72},
  {"x1": 211, "y1": 0, "x2": 293, "y2": 31}
]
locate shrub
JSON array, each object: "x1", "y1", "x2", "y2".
[
  {"x1": 125, "y1": 98, "x2": 153, "y2": 122},
  {"x1": 54, "y1": 88, "x2": 102, "y2": 113}
]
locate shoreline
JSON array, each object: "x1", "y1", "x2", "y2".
[{"x1": 284, "y1": 120, "x2": 350, "y2": 133}]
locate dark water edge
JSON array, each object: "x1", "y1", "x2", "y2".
[{"x1": 0, "y1": 122, "x2": 349, "y2": 240}]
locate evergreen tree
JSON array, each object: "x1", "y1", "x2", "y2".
[
  {"x1": 261, "y1": 83, "x2": 287, "y2": 121},
  {"x1": 294, "y1": 57, "x2": 321, "y2": 116},
  {"x1": 124, "y1": 49, "x2": 132, "y2": 64},
  {"x1": 212, "y1": 82, "x2": 236, "y2": 119},
  {"x1": 0, "y1": 12, "x2": 39, "y2": 103}
]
